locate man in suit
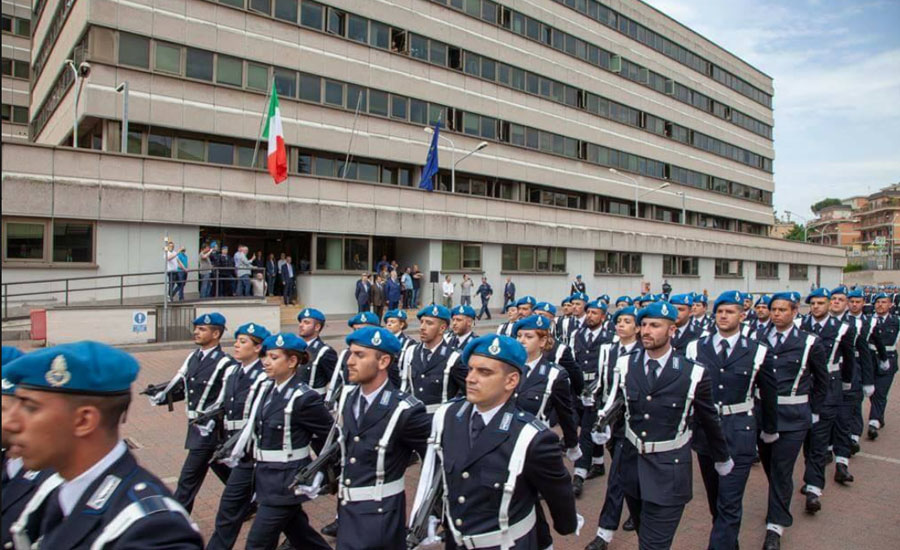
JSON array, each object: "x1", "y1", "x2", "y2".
[
  {"x1": 148, "y1": 312, "x2": 236, "y2": 513},
  {"x1": 355, "y1": 272, "x2": 372, "y2": 313},
  {"x1": 599, "y1": 301, "x2": 733, "y2": 550},
  {"x1": 669, "y1": 293, "x2": 701, "y2": 353},
  {"x1": 280, "y1": 256, "x2": 296, "y2": 305},
  {"x1": 410, "y1": 335, "x2": 578, "y2": 550},
  {"x1": 371, "y1": 274, "x2": 386, "y2": 319},
  {"x1": 265, "y1": 253, "x2": 277, "y2": 297},
  {"x1": 504, "y1": 277, "x2": 516, "y2": 306}
]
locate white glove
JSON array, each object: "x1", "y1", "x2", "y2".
[
  {"x1": 842, "y1": 382, "x2": 852, "y2": 391},
  {"x1": 760, "y1": 431, "x2": 780, "y2": 444},
  {"x1": 575, "y1": 513, "x2": 585, "y2": 536},
  {"x1": 863, "y1": 385, "x2": 875, "y2": 397},
  {"x1": 565, "y1": 446, "x2": 583, "y2": 462},
  {"x1": 293, "y1": 471, "x2": 325, "y2": 499},
  {"x1": 220, "y1": 455, "x2": 240, "y2": 468},
  {"x1": 147, "y1": 392, "x2": 165, "y2": 406},
  {"x1": 879, "y1": 360, "x2": 891, "y2": 371},
  {"x1": 811, "y1": 413, "x2": 820, "y2": 424},
  {"x1": 580, "y1": 395, "x2": 595, "y2": 407},
  {"x1": 197, "y1": 419, "x2": 216, "y2": 438},
  {"x1": 414, "y1": 516, "x2": 443, "y2": 548},
  {"x1": 714, "y1": 457, "x2": 734, "y2": 476},
  {"x1": 591, "y1": 426, "x2": 611, "y2": 446}
]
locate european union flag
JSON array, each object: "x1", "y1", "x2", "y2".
[{"x1": 418, "y1": 121, "x2": 441, "y2": 191}]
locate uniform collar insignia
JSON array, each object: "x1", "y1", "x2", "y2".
[
  {"x1": 86, "y1": 475, "x2": 122, "y2": 510},
  {"x1": 488, "y1": 338, "x2": 502, "y2": 356},
  {"x1": 672, "y1": 357, "x2": 681, "y2": 370},
  {"x1": 45, "y1": 355, "x2": 72, "y2": 388},
  {"x1": 276, "y1": 335, "x2": 285, "y2": 347},
  {"x1": 499, "y1": 412, "x2": 513, "y2": 431},
  {"x1": 380, "y1": 390, "x2": 391, "y2": 406}
]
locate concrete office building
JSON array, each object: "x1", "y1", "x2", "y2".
[
  {"x1": 2, "y1": 0, "x2": 32, "y2": 140},
  {"x1": 2, "y1": 0, "x2": 844, "y2": 314}
]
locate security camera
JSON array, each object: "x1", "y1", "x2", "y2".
[{"x1": 78, "y1": 61, "x2": 91, "y2": 77}]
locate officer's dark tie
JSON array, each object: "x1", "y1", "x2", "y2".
[
  {"x1": 357, "y1": 394, "x2": 367, "y2": 421},
  {"x1": 586, "y1": 331, "x2": 594, "y2": 347},
  {"x1": 813, "y1": 323, "x2": 822, "y2": 334},
  {"x1": 469, "y1": 412, "x2": 485, "y2": 447},
  {"x1": 775, "y1": 332, "x2": 784, "y2": 349},
  {"x1": 719, "y1": 340, "x2": 730, "y2": 363},
  {"x1": 646, "y1": 359, "x2": 660, "y2": 389},
  {"x1": 619, "y1": 346, "x2": 627, "y2": 357},
  {"x1": 423, "y1": 348, "x2": 433, "y2": 364}
]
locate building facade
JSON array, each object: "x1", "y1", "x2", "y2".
[
  {"x1": 1, "y1": 0, "x2": 32, "y2": 140},
  {"x1": 2, "y1": 0, "x2": 845, "y2": 314}
]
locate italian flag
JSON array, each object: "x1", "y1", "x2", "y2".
[{"x1": 263, "y1": 85, "x2": 288, "y2": 184}]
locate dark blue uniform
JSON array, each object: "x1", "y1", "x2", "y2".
[
  {"x1": 687, "y1": 334, "x2": 777, "y2": 550},
  {"x1": 868, "y1": 313, "x2": 898, "y2": 431},
  {"x1": 496, "y1": 321, "x2": 516, "y2": 337},
  {"x1": 515, "y1": 357, "x2": 578, "y2": 449},
  {"x1": 243, "y1": 375, "x2": 334, "y2": 550},
  {"x1": 10, "y1": 450, "x2": 202, "y2": 550},
  {"x1": 546, "y1": 340, "x2": 582, "y2": 397},
  {"x1": 446, "y1": 332, "x2": 477, "y2": 351},
  {"x1": 299, "y1": 337, "x2": 338, "y2": 395},
  {"x1": 616, "y1": 349, "x2": 730, "y2": 550},
  {"x1": 840, "y1": 312, "x2": 877, "y2": 448},
  {"x1": 2, "y1": 460, "x2": 56, "y2": 549},
  {"x1": 570, "y1": 324, "x2": 614, "y2": 479},
  {"x1": 400, "y1": 341, "x2": 466, "y2": 414},
  {"x1": 335, "y1": 383, "x2": 430, "y2": 550},
  {"x1": 416, "y1": 398, "x2": 577, "y2": 550},
  {"x1": 670, "y1": 322, "x2": 701, "y2": 353},
  {"x1": 800, "y1": 315, "x2": 856, "y2": 494},
  {"x1": 207, "y1": 360, "x2": 266, "y2": 550},
  {"x1": 161, "y1": 346, "x2": 235, "y2": 513},
  {"x1": 758, "y1": 326, "x2": 827, "y2": 531}
]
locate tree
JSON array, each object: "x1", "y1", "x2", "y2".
[
  {"x1": 811, "y1": 198, "x2": 842, "y2": 213},
  {"x1": 785, "y1": 223, "x2": 807, "y2": 241}
]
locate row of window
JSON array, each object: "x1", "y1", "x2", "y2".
[
  {"x1": 30, "y1": 0, "x2": 76, "y2": 86},
  {"x1": 1, "y1": 57, "x2": 30, "y2": 80},
  {"x1": 542, "y1": 0, "x2": 772, "y2": 107},
  {"x1": 106, "y1": 29, "x2": 773, "y2": 205},
  {"x1": 315, "y1": 235, "x2": 368, "y2": 272},
  {"x1": 756, "y1": 261, "x2": 779, "y2": 279},
  {"x1": 595, "y1": 251, "x2": 643, "y2": 275},
  {"x1": 2, "y1": 218, "x2": 95, "y2": 264},
  {"x1": 715, "y1": 259, "x2": 744, "y2": 277},
  {"x1": 1, "y1": 104, "x2": 29, "y2": 124},
  {"x1": 31, "y1": 36, "x2": 87, "y2": 140},
  {"x1": 207, "y1": 0, "x2": 773, "y2": 141},
  {"x1": 442, "y1": 242, "x2": 483, "y2": 271},
  {"x1": 0, "y1": 14, "x2": 30, "y2": 37},
  {"x1": 502, "y1": 245, "x2": 567, "y2": 273}
]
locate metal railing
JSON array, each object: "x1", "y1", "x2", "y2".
[{"x1": 1, "y1": 267, "x2": 273, "y2": 321}]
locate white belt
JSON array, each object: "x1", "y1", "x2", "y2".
[
  {"x1": 625, "y1": 427, "x2": 692, "y2": 454},
  {"x1": 425, "y1": 403, "x2": 441, "y2": 414},
  {"x1": 458, "y1": 507, "x2": 537, "y2": 550},
  {"x1": 871, "y1": 344, "x2": 897, "y2": 352},
  {"x1": 186, "y1": 410, "x2": 199, "y2": 420},
  {"x1": 312, "y1": 386, "x2": 327, "y2": 395},
  {"x1": 225, "y1": 419, "x2": 246, "y2": 430},
  {"x1": 254, "y1": 446, "x2": 311, "y2": 462},
  {"x1": 717, "y1": 401, "x2": 754, "y2": 415},
  {"x1": 339, "y1": 478, "x2": 405, "y2": 502},
  {"x1": 777, "y1": 395, "x2": 808, "y2": 405},
  {"x1": 583, "y1": 372, "x2": 597, "y2": 381},
  {"x1": 827, "y1": 362, "x2": 841, "y2": 374}
]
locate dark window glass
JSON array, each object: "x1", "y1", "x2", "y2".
[
  {"x1": 274, "y1": 68, "x2": 296, "y2": 97},
  {"x1": 299, "y1": 74, "x2": 321, "y2": 102},
  {"x1": 410, "y1": 34, "x2": 428, "y2": 61},
  {"x1": 327, "y1": 8, "x2": 345, "y2": 35},
  {"x1": 208, "y1": 142, "x2": 234, "y2": 165},
  {"x1": 358, "y1": 162, "x2": 379, "y2": 182},
  {"x1": 300, "y1": 1, "x2": 323, "y2": 29},
  {"x1": 315, "y1": 156, "x2": 336, "y2": 177},
  {"x1": 430, "y1": 41, "x2": 447, "y2": 66},
  {"x1": 155, "y1": 42, "x2": 181, "y2": 74},
  {"x1": 127, "y1": 130, "x2": 142, "y2": 155},
  {"x1": 119, "y1": 33, "x2": 150, "y2": 68},
  {"x1": 480, "y1": 116, "x2": 496, "y2": 140},
  {"x1": 369, "y1": 90, "x2": 388, "y2": 116},
  {"x1": 297, "y1": 154, "x2": 312, "y2": 173},
  {"x1": 346, "y1": 84, "x2": 366, "y2": 111},
  {"x1": 410, "y1": 99, "x2": 427, "y2": 124},
  {"x1": 324, "y1": 80, "x2": 343, "y2": 106},
  {"x1": 481, "y1": 58, "x2": 495, "y2": 80},
  {"x1": 391, "y1": 95, "x2": 407, "y2": 119},
  {"x1": 370, "y1": 21, "x2": 390, "y2": 49},
  {"x1": 348, "y1": 14, "x2": 367, "y2": 42},
  {"x1": 464, "y1": 53, "x2": 479, "y2": 75},
  {"x1": 249, "y1": 0, "x2": 271, "y2": 15},
  {"x1": 185, "y1": 48, "x2": 214, "y2": 81},
  {"x1": 398, "y1": 168, "x2": 411, "y2": 186},
  {"x1": 53, "y1": 222, "x2": 93, "y2": 263},
  {"x1": 237, "y1": 146, "x2": 263, "y2": 168},
  {"x1": 463, "y1": 112, "x2": 479, "y2": 135},
  {"x1": 148, "y1": 133, "x2": 173, "y2": 157},
  {"x1": 0, "y1": 16, "x2": 11, "y2": 34},
  {"x1": 177, "y1": 138, "x2": 205, "y2": 162},
  {"x1": 247, "y1": 63, "x2": 269, "y2": 90},
  {"x1": 5, "y1": 222, "x2": 44, "y2": 260},
  {"x1": 274, "y1": 0, "x2": 298, "y2": 22},
  {"x1": 216, "y1": 55, "x2": 243, "y2": 86}
]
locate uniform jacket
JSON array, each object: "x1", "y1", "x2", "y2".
[
  {"x1": 2, "y1": 462, "x2": 55, "y2": 548},
  {"x1": 401, "y1": 341, "x2": 466, "y2": 408},
  {"x1": 800, "y1": 315, "x2": 857, "y2": 406},
  {"x1": 846, "y1": 312, "x2": 885, "y2": 387},
  {"x1": 671, "y1": 322, "x2": 702, "y2": 353},
  {"x1": 871, "y1": 313, "x2": 899, "y2": 375},
  {"x1": 596, "y1": 341, "x2": 642, "y2": 439},
  {"x1": 181, "y1": 346, "x2": 235, "y2": 450},
  {"x1": 760, "y1": 325, "x2": 829, "y2": 432},
  {"x1": 570, "y1": 325, "x2": 614, "y2": 396},
  {"x1": 446, "y1": 331, "x2": 477, "y2": 351},
  {"x1": 545, "y1": 340, "x2": 582, "y2": 397},
  {"x1": 515, "y1": 357, "x2": 578, "y2": 449},
  {"x1": 496, "y1": 322, "x2": 516, "y2": 337},
  {"x1": 220, "y1": 360, "x2": 265, "y2": 435},
  {"x1": 299, "y1": 337, "x2": 338, "y2": 392}
]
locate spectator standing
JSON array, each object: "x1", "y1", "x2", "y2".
[
  {"x1": 386, "y1": 271, "x2": 402, "y2": 310},
  {"x1": 375, "y1": 255, "x2": 390, "y2": 274},
  {"x1": 504, "y1": 276, "x2": 516, "y2": 305},
  {"x1": 252, "y1": 249, "x2": 265, "y2": 271},
  {"x1": 371, "y1": 275, "x2": 386, "y2": 319},
  {"x1": 198, "y1": 243, "x2": 213, "y2": 298},
  {"x1": 265, "y1": 253, "x2": 277, "y2": 297},
  {"x1": 412, "y1": 265, "x2": 423, "y2": 307},
  {"x1": 442, "y1": 275, "x2": 454, "y2": 308},
  {"x1": 174, "y1": 246, "x2": 188, "y2": 301},
  {"x1": 251, "y1": 271, "x2": 266, "y2": 297},
  {"x1": 281, "y1": 255, "x2": 295, "y2": 305},
  {"x1": 276, "y1": 252, "x2": 287, "y2": 296},
  {"x1": 355, "y1": 273, "x2": 372, "y2": 313},
  {"x1": 476, "y1": 276, "x2": 493, "y2": 320},
  {"x1": 219, "y1": 245, "x2": 234, "y2": 296},
  {"x1": 401, "y1": 268, "x2": 414, "y2": 309},
  {"x1": 165, "y1": 241, "x2": 179, "y2": 300},
  {"x1": 460, "y1": 274, "x2": 474, "y2": 306},
  {"x1": 234, "y1": 245, "x2": 253, "y2": 296},
  {"x1": 570, "y1": 274, "x2": 586, "y2": 295}
]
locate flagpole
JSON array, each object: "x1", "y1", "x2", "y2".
[
  {"x1": 341, "y1": 92, "x2": 364, "y2": 179},
  {"x1": 250, "y1": 77, "x2": 274, "y2": 170}
]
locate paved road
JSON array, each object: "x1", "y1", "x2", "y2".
[{"x1": 125, "y1": 346, "x2": 900, "y2": 550}]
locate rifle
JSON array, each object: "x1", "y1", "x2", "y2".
[
  {"x1": 581, "y1": 376, "x2": 600, "y2": 405},
  {"x1": 140, "y1": 381, "x2": 185, "y2": 412},
  {"x1": 189, "y1": 407, "x2": 224, "y2": 427},
  {"x1": 210, "y1": 428, "x2": 244, "y2": 464},
  {"x1": 289, "y1": 439, "x2": 341, "y2": 494},
  {"x1": 592, "y1": 395, "x2": 625, "y2": 434},
  {"x1": 407, "y1": 466, "x2": 444, "y2": 549}
]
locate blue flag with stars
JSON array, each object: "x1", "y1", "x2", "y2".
[{"x1": 418, "y1": 121, "x2": 441, "y2": 191}]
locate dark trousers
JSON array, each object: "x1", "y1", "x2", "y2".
[
  {"x1": 246, "y1": 502, "x2": 331, "y2": 550},
  {"x1": 478, "y1": 301, "x2": 492, "y2": 320},
  {"x1": 358, "y1": 303, "x2": 369, "y2": 313},
  {"x1": 174, "y1": 447, "x2": 231, "y2": 513},
  {"x1": 574, "y1": 405, "x2": 603, "y2": 475},
  {"x1": 624, "y1": 495, "x2": 685, "y2": 550},
  {"x1": 759, "y1": 429, "x2": 806, "y2": 527},
  {"x1": 869, "y1": 370, "x2": 896, "y2": 427},
  {"x1": 266, "y1": 274, "x2": 276, "y2": 296},
  {"x1": 597, "y1": 438, "x2": 626, "y2": 530},
  {"x1": 697, "y1": 453, "x2": 753, "y2": 550},
  {"x1": 207, "y1": 463, "x2": 255, "y2": 550},
  {"x1": 803, "y1": 404, "x2": 840, "y2": 491},
  {"x1": 841, "y1": 389, "x2": 864, "y2": 440},
  {"x1": 283, "y1": 279, "x2": 295, "y2": 305}
]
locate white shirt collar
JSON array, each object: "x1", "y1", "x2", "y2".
[
  {"x1": 198, "y1": 346, "x2": 217, "y2": 360},
  {"x1": 58, "y1": 440, "x2": 127, "y2": 516},
  {"x1": 525, "y1": 357, "x2": 541, "y2": 374},
  {"x1": 712, "y1": 332, "x2": 740, "y2": 353},
  {"x1": 456, "y1": 331, "x2": 473, "y2": 342},
  {"x1": 471, "y1": 402, "x2": 505, "y2": 427},
  {"x1": 643, "y1": 347, "x2": 673, "y2": 372},
  {"x1": 241, "y1": 359, "x2": 260, "y2": 374},
  {"x1": 274, "y1": 374, "x2": 295, "y2": 394},
  {"x1": 5, "y1": 456, "x2": 24, "y2": 479},
  {"x1": 619, "y1": 341, "x2": 637, "y2": 354},
  {"x1": 359, "y1": 378, "x2": 390, "y2": 404}
]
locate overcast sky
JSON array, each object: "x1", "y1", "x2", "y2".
[{"x1": 642, "y1": 0, "x2": 900, "y2": 222}]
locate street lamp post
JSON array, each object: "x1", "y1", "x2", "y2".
[
  {"x1": 115, "y1": 82, "x2": 129, "y2": 154},
  {"x1": 608, "y1": 168, "x2": 671, "y2": 219},
  {"x1": 64, "y1": 59, "x2": 90, "y2": 148},
  {"x1": 675, "y1": 191, "x2": 686, "y2": 224},
  {"x1": 785, "y1": 210, "x2": 809, "y2": 242},
  {"x1": 424, "y1": 127, "x2": 488, "y2": 193}
]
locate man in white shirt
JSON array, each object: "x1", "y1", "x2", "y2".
[{"x1": 441, "y1": 275, "x2": 454, "y2": 309}]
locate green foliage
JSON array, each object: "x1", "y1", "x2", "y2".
[
  {"x1": 843, "y1": 263, "x2": 864, "y2": 273},
  {"x1": 784, "y1": 223, "x2": 807, "y2": 241},
  {"x1": 811, "y1": 198, "x2": 842, "y2": 213}
]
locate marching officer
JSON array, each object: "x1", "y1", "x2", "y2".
[
  {"x1": 226, "y1": 333, "x2": 334, "y2": 550},
  {"x1": 743, "y1": 293, "x2": 758, "y2": 325},
  {"x1": 516, "y1": 296, "x2": 538, "y2": 319},
  {"x1": 400, "y1": 305, "x2": 466, "y2": 414},
  {"x1": 753, "y1": 295, "x2": 773, "y2": 338},
  {"x1": 685, "y1": 291, "x2": 778, "y2": 550},
  {"x1": 669, "y1": 294, "x2": 701, "y2": 353},
  {"x1": 593, "y1": 301, "x2": 733, "y2": 550},
  {"x1": 384, "y1": 308, "x2": 416, "y2": 387},
  {"x1": 691, "y1": 294, "x2": 712, "y2": 332},
  {"x1": 799, "y1": 287, "x2": 857, "y2": 510},
  {"x1": 335, "y1": 327, "x2": 431, "y2": 549},
  {"x1": 447, "y1": 305, "x2": 478, "y2": 350},
  {"x1": 556, "y1": 296, "x2": 574, "y2": 339},
  {"x1": 571, "y1": 299, "x2": 615, "y2": 496},
  {"x1": 328, "y1": 312, "x2": 382, "y2": 408},
  {"x1": 567, "y1": 292, "x2": 590, "y2": 341},
  {"x1": 596, "y1": 296, "x2": 613, "y2": 333},
  {"x1": 758, "y1": 292, "x2": 827, "y2": 550},
  {"x1": 614, "y1": 295, "x2": 634, "y2": 311},
  {"x1": 846, "y1": 288, "x2": 885, "y2": 451},
  {"x1": 497, "y1": 302, "x2": 519, "y2": 337},
  {"x1": 584, "y1": 306, "x2": 642, "y2": 550},
  {"x1": 409, "y1": 335, "x2": 578, "y2": 550},
  {"x1": 867, "y1": 292, "x2": 899, "y2": 440},
  {"x1": 207, "y1": 322, "x2": 271, "y2": 550},
  {"x1": 297, "y1": 307, "x2": 338, "y2": 396},
  {"x1": 636, "y1": 294, "x2": 656, "y2": 309},
  {"x1": 148, "y1": 312, "x2": 234, "y2": 513},
  {"x1": 3, "y1": 342, "x2": 203, "y2": 549},
  {"x1": 535, "y1": 303, "x2": 583, "y2": 397}
]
